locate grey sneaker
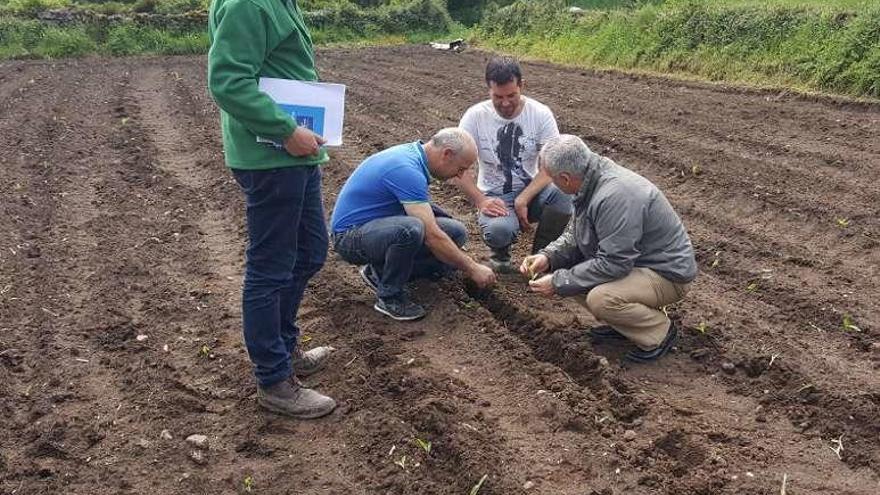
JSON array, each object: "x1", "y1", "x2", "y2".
[
  {"x1": 292, "y1": 345, "x2": 334, "y2": 377},
  {"x1": 258, "y1": 379, "x2": 336, "y2": 419},
  {"x1": 374, "y1": 296, "x2": 426, "y2": 321}
]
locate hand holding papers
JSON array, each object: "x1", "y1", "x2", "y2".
[{"x1": 258, "y1": 77, "x2": 346, "y2": 147}]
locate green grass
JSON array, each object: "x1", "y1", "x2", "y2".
[{"x1": 476, "y1": 0, "x2": 880, "y2": 99}]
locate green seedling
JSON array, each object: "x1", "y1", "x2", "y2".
[
  {"x1": 746, "y1": 282, "x2": 759, "y2": 293},
  {"x1": 691, "y1": 164, "x2": 702, "y2": 176},
  {"x1": 414, "y1": 438, "x2": 432, "y2": 455},
  {"x1": 198, "y1": 344, "x2": 212, "y2": 358},
  {"x1": 710, "y1": 251, "x2": 721, "y2": 269},
  {"x1": 696, "y1": 321, "x2": 709, "y2": 334},
  {"x1": 394, "y1": 455, "x2": 408, "y2": 470},
  {"x1": 470, "y1": 474, "x2": 489, "y2": 495},
  {"x1": 120, "y1": 117, "x2": 129, "y2": 125},
  {"x1": 243, "y1": 475, "x2": 255, "y2": 493},
  {"x1": 300, "y1": 335, "x2": 313, "y2": 344},
  {"x1": 842, "y1": 314, "x2": 862, "y2": 332},
  {"x1": 836, "y1": 218, "x2": 850, "y2": 228}
]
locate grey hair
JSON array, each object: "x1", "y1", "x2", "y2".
[
  {"x1": 430, "y1": 127, "x2": 476, "y2": 156},
  {"x1": 540, "y1": 134, "x2": 599, "y2": 178}
]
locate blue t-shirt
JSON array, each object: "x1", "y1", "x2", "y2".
[{"x1": 331, "y1": 142, "x2": 431, "y2": 233}]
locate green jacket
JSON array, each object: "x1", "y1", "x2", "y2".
[{"x1": 208, "y1": 0, "x2": 329, "y2": 169}]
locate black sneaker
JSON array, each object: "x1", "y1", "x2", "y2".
[
  {"x1": 374, "y1": 296, "x2": 426, "y2": 321},
  {"x1": 359, "y1": 265, "x2": 379, "y2": 293},
  {"x1": 589, "y1": 325, "x2": 627, "y2": 340},
  {"x1": 625, "y1": 322, "x2": 679, "y2": 363}
]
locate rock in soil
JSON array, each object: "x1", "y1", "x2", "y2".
[{"x1": 186, "y1": 434, "x2": 208, "y2": 449}]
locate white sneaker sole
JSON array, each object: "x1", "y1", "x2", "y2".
[{"x1": 373, "y1": 303, "x2": 426, "y2": 321}]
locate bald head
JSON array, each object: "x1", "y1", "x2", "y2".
[
  {"x1": 425, "y1": 128, "x2": 478, "y2": 180},
  {"x1": 429, "y1": 127, "x2": 477, "y2": 158}
]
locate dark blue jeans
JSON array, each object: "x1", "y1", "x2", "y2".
[
  {"x1": 478, "y1": 183, "x2": 572, "y2": 251},
  {"x1": 233, "y1": 166, "x2": 327, "y2": 388},
  {"x1": 333, "y1": 211, "x2": 467, "y2": 300}
]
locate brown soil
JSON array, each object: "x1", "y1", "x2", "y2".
[{"x1": 1, "y1": 45, "x2": 879, "y2": 494}]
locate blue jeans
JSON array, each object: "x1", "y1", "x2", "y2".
[
  {"x1": 233, "y1": 166, "x2": 328, "y2": 388},
  {"x1": 333, "y1": 211, "x2": 467, "y2": 300},
  {"x1": 478, "y1": 183, "x2": 572, "y2": 252}
]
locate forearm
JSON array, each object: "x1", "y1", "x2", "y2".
[
  {"x1": 552, "y1": 256, "x2": 633, "y2": 296},
  {"x1": 453, "y1": 172, "x2": 486, "y2": 207},
  {"x1": 425, "y1": 230, "x2": 478, "y2": 273},
  {"x1": 517, "y1": 168, "x2": 552, "y2": 205},
  {"x1": 540, "y1": 222, "x2": 579, "y2": 269}
]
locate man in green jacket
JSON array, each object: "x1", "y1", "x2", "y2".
[{"x1": 208, "y1": 0, "x2": 336, "y2": 419}]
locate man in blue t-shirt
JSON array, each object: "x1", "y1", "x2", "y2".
[{"x1": 331, "y1": 128, "x2": 497, "y2": 320}]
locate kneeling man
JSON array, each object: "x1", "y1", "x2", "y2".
[
  {"x1": 522, "y1": 135, "x2": 698, "y2": 362},
  {"x1": 332, "y1": 128, "x2": 497, "y2": 321}
]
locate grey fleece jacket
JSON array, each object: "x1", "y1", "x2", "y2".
[{"x1": 540, "y1": 154, "x2": 697, "y2": 297}]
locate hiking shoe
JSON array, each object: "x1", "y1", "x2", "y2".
[
  {"x1": 359, "y1": 265, "x2": 379, "y2": 293},
  {"x1": 292, "y1": 345, "x2": 335, "y2": 377},
  {"x1": 257, "y1": 379, "x2": 336, "y2": 419},
  {"x1": 589, "y1": 325, "x2": 627, "y2": 341},
  {"x1": 374, "y1": 296, "x2": 426, "y2": 321},
  {"x1": 625, "y1": 322, "x2": 679, "y2": 363}
]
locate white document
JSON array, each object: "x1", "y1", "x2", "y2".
[{"x1": 258, "y1": 77, "x2": 346, "y2": 146}]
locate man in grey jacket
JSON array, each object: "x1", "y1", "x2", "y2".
[{"x1": 520, "y1": 135, "x2": 697, "y2": 362}]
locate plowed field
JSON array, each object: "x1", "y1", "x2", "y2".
[{"x1": 1, "y1": 45, "x2": 878, "y2": 494}]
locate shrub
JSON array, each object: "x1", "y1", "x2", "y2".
[{"x1": 36, "y1": 26, "x2": 96, "y2": 57}]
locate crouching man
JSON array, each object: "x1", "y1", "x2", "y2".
[
  {"x1": 522, "y1": 135, "x2": 698, "y2": 362},
  {"x1": 332, "y1": 128, "x2": 497, "y2": 321}
]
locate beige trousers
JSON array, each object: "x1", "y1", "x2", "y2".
[{"x1": 576, "y1": 267, "x2": 691, "y2": 350}]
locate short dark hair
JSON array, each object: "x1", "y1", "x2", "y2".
[{"x1": 485, "y1": 56, "x2": 522, "y2": 86}]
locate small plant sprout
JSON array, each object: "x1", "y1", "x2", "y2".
[
  {"x1": 414, "y1": 438, "x2": 432, "y2": 455},
  {"x1": 198, "y1": 344, "x2": 212, "y2": 358},
  {"x1": 300, "y1": 335, "x2": 313, "y2": 344},
  {"x1": 696, "y1": 321, "x2": 709, "y2": 334},
  {"x1": 768, "y1": 352, "x2": 781, "y2": 368},
  {"x1": 841, "y1": 314, "x2": 862, "y2": 332},
  {"x1": 470, "y1": 474, "x2": 489, "y2": 495},
  {"x1": 243, "y1": 475, "x2": 255, "y2": 493},
  {"x1": 710, "y1": 251, "x2": 721, "y2": 269},
  {"x1": 836, "y1": 218, "x2": 850, "y2": 228},
  {"x1": 746, "y1": 281, "x2": 759, "y2": 293},
  {"x1": 394, "y1": 455, "x2": 408, "y2": 469},
  {"x1": 829, "y1": 434, "x2": 844, "y2": 460}
]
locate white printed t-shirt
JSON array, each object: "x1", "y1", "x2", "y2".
[{"x1": 459, "y1": 96, "x2": 559, "y2": 196}]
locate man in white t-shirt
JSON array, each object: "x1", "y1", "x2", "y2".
[{"x1": 456, "y1": 56, "x2": 573, "y2": 273}]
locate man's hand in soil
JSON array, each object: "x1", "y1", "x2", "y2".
[
  {"x1": 284, "y1": 126, "x2": 326, "y2": 157},
  {"x1": 479, "y1": 197, "x2": 508, "y2": 217},
  {"x1": 520, "y1": 254, "x2": 549, "y2": 278},
  {"x1": 528, "y1": 273, "x2": 555, "y2": 297},
  {"x1": 469, "y1": 263, "x2": 497, "y2": 289}
]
